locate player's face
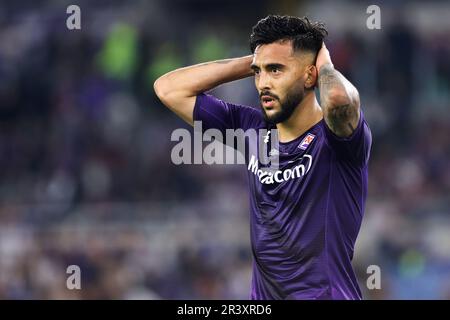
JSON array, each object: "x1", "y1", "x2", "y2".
[{"x1": 251, "y1": 40, "x2": 316, "y2": 124}]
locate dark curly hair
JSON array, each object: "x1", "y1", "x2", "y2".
[{"x1": 249, "y1": 15, "x2": 328, "y2": 57}]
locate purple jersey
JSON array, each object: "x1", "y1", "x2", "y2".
[{"x1": 193, "y1": 93, "x2": 372, "y2": 300}]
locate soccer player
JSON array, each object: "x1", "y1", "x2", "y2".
[{"x1": 154, "y1": 15, "x2": 372, "y2": 300}]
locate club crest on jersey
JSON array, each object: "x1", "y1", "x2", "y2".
[{"x1": 298, "y1": 133, "x2": 315, "y2": 150}]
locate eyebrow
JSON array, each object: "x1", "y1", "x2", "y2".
[
  {"x1": 250, "y1": 63, "x2": 285, "y2": 71},
  {"x1": 250, "y1": 63, "x2": 260, "y2": 71}
]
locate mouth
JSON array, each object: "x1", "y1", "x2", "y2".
[{"x1": 261, "y1": 95, "x2": 277, "y2": 109}]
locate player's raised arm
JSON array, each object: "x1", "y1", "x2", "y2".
[
  {"x1": 153, "y1": 56, "x2": 254, "y2": 126},
  {"x1": 316, "y1": 43, "x2": 360, "y2": 138}
]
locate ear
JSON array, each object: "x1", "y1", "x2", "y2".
[{"x1": 304, "y1": 65, "x2": 318, "y2": 89}]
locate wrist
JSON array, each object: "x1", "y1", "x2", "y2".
[{"x1": 236, "y1": 55, "x2": 254, "y2": 77}]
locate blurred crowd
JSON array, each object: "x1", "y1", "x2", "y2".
[{"x1": 0, "y1": 0, "x2": 449, "y2": 299}]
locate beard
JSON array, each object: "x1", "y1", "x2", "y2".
[{"x1": 260, "y1": 88, "x2": 304, "y2": 124}]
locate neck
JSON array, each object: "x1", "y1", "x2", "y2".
[{"x1": 276, "y1": 91, "x2": 323, "y2": 143}]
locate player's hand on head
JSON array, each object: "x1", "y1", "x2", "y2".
[{"x1": 316, "y1": 42, "x2": 333, "y2": 73}]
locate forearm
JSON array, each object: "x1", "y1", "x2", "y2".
[
  {"x1": 318, "y1": 63, "x2": 360, "y2": 137},
  {"x1": 154, "y1": 55, "x2": 254, "y2": 99},
  {"x1": 153, "y1": 55, "x2": 254, "y2": 125}
]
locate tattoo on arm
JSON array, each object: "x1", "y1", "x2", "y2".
[
  {"x1": 318, "y1": 64, "x2": 359, "y2": 137},
  {"x1": 318, "y1": 64, "x2": 339, "y2": 86},
  {"x1": 318, "y1": 64, "x2": 347, "y2": 96},
  {"x1": 347, "y1": 122, "x2": 355, "y2": 132},
  {"x1": 327, "y1": 104, "x2": 356, "y2": 134}
]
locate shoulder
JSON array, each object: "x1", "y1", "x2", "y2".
[{"x1": 195, "y1": 93, "x2": 266, "y2": 130}]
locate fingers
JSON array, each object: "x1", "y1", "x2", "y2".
[{"x1": 316, "y1": 42, "x2": 333, "y2": 73}]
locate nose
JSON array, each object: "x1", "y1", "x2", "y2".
[{"x1": 256, "y1": 71, "x2": 272, "y2": 91}]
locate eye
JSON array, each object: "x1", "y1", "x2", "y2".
[
  {"x1": 271, "y1": 67, "x2": 280, "y2": 74},
  {"x1": 254, "y1": 69, "x2": 260, "y2": 75}
]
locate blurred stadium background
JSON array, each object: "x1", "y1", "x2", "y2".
[{"x1": 0, "y1": 0, "x2": 449, "y2": 299}]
